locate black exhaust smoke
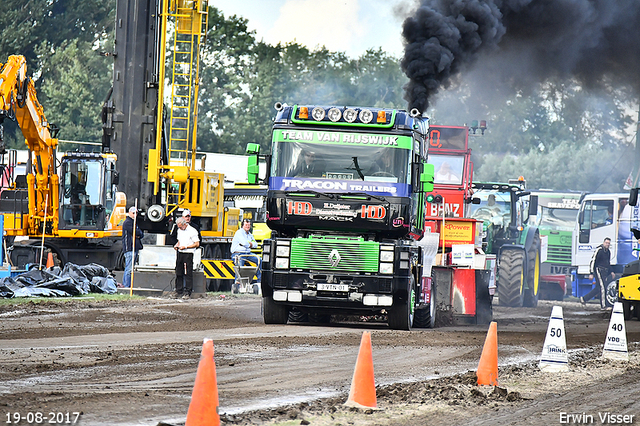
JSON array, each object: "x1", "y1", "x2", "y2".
[{"x1": 401, "y1": 0, "x2": 640, "y2": 112}]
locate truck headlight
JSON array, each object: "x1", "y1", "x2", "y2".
[
  {"x1": 380, "y1": 262, "x2": 393, "y2": 274},
  {"x1": 380, "y1": 250, "x2": 394, "y2": 262},
  {"x1": 276, "y1": 246, "x2": 290, "y2": 257},
  {"x1": 275, "y1": 257, "x2": 289, "y2": 269}
]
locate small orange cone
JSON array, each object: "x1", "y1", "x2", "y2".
[
  {"x1": 185, "y1": 339, "x2": 220, "y2": 426},
  {"x1": 345, "y1": 331, "x2": 377, "y2": 409},
  {"x1": 46, "y1": 252, "x2": 54, "y2": 268},
  {"x1": 477, "y1": 321, "x2": 498, "y2": 386}
]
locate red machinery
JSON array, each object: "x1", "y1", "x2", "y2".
[{"x1": 424, "y1": 125, "x2": 495, "y2": 325}]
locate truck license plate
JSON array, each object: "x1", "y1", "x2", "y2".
[{"x1": 317, "y1": 283, "x2": 349, "y2": 292}]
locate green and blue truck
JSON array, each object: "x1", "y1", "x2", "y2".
[{"x1": 246, "y1": 103, "x2": 437, "y2": 330}]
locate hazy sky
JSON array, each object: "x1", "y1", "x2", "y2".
[{"x1": 213, "y1": 0, "x2": 408, "y2": 58}]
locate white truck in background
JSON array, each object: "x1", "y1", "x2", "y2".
[{"x1": 571, "y1": 193, "x2": 638, "y2": 306}]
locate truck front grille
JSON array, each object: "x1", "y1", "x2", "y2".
[
  {"x1": 546, "y1": 244, "x2": 571, "y2": 264},
  {"x1": 290, "y1": 237, "x2": 379, "y2": 272}
]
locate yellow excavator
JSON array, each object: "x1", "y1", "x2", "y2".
[{"x1": 0, "y1": 55, "x2": 126, "y2": 268}]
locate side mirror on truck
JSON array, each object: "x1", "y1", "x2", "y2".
[
  {"x1": 246, "y1": 143, "x2": 261, "y2": 185},
  {"x1": 421, "y1": 163, "x2": 434, "y2": 192},
  {"x1": 630, "y1": 188, "x2": 639, "y2": 207}
]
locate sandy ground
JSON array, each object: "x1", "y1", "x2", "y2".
[{"x1": 1, "y1": 295, "x2": 639, "y2": 426}]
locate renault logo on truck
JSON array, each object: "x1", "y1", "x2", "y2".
[{"x1": 328, "y1": 249, "x2": 341, "y2": 267}]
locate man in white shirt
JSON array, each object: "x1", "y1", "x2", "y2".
[
  {"x1": 435, "y1": 161, "x2": 460, "y2": 184},
  {"x1": 231, "y1": 219, "x2": 261, "y2": 285},
  {"x1": 173, "y1": 217, "x2": 200, "y2": 298}
]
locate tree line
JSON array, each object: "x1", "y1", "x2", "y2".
[{"x1": 0, "y1": 0, "x2": 636, "y2": 193}]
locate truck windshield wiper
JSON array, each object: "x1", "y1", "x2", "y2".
[
  {"x1": 287, "y1": 190, "x2": 335, "y2": 199},
  {"x1": 346, "y1": 156, "x2": 365, "y2": 180},
  {"x1": 340, "y1": 192, "x2": 387, "y2": 203}
]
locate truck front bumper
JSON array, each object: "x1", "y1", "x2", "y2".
[{"x1": 263, "y1": 269, "x2": 409, "y2": 312}]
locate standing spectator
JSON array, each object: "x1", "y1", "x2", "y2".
[
  {"x1": 231, "y1": 219, "x2": 261, "y2": 286},
  {"x1": 122, "y1": 206, "x2": 143, "y2": 288},
  {"x1": 581, "y1": 237, "x2": 615, "y2": 310},
  {"x1": 173, "y1": 217, "x2": 200, "y2": 298},
  {"x1": 181, "y1": 208, "x2": 201, "y2": 240}
]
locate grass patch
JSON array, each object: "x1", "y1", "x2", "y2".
[{"x1": 0, "y1": 293, "x2": 145, "y2": 307}]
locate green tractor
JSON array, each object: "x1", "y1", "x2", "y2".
[{"x1": 469, "y1": 179, "x2": 542, "y2": 307}]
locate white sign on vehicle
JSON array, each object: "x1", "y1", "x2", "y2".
[{"x1": 317, "y1": 283, "x2": 349, "y2": 292}]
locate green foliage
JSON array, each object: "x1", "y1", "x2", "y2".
[
  {"x1": 0, "y1": 2, "x2": 635, "y2": 195},
  {"x1": 0, "y1": 0, "x2": 114, "y2": 150},
  {"x1": 476, "y1": 141, "x2": 633, "y2": 192},
  {"x1": 37, "y1": 40, "x2": 113, "y2": 151},
  {"x1": 434, "y1": 78, "x2": 637, "y2": 192}
]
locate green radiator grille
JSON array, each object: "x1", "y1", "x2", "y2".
[
  {"x1": 289, "y1": 237, "x2": 380, "y2": 272},
  {"x1": 546, "y1": 244, "x2": 571, "y2": 264}
]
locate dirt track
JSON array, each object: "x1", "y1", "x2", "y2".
[{"x1": 1, "y1": 296, "x2": 639, "y2": 425}]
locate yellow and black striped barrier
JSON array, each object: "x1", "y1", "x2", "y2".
[{"x1": 201, "y1": 259, "x2": 257, "y2": 280}]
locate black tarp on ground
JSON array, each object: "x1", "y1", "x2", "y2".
[{"x1": 0, "y1": 263, "x2": 117, "y2": 298}]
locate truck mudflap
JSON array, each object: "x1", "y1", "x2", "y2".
[{"x1": 430, "y1": 266, "x2": 492, "y2": 326}]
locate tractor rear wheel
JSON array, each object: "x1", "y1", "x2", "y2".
[
  {"x1": 498, "y1": 249, "x2": 525, "y2": 307},
  {"x1": 523, "y1": 234, "x2": 541, "y2": 307}
]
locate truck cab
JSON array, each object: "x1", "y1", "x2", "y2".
[
  {"x1": 248, "y1": 103, "x2": 435, "y2": 330},
  {"x1": 572, "y1": 193, "x2": 634, "y2": 304}
]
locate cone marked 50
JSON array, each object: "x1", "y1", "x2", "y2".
[{"x1": 539, "y1": 306, "x2": 569, "y2": 372}]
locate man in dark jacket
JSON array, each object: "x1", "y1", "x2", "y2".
[
  {"x1": 581, "y1": 237, "x2": 615, "y2": 309},
  {"x1": 122, "y1": 206, "x2": 144, "y2": 288}
]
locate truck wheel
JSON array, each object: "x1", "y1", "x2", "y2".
[
  {"x1": 622, "y1": 300, "x2": 632, "y2": 320},
  {"x1": 523, "y1": 234, "x2": 540, "y2": 308},
  {"x1": 308, "y1": 313, "x2": 331, "y2": 324},
  {"x1": 413, "y1": 307, "x2": 431, "y2": 328},
  {"x1": 413, "y1": 275, "x2": 431, "y2": 329},
  {"x1": 388, "y1": 285, "x2": 415, "y2": 331},
  {"x1": 262, "y1": 296, "x2": 289, "y2": 324},
  {"x1": 288, "y1": 311, "x2": 308, "y2": 323},
  {"x1": 476, "y1": 273, "x2": 493, "y2": 325},
  {"x1": 498, "y1": 249, "x2": 525, "y2": 307},
  {"x1": 605, "y1": 280, "x2": 618, "y2": 308}
]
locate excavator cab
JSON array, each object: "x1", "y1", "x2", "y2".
[{"x1": 59, "y1": 153, "x2": 118, "y2": 230}]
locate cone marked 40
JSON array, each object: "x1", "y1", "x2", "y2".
[
  {"x1": 185, "y1": 338, "x2": 220, "y2": 426},
  {"x1": 477, "y1": 321, "x2": 498, "y2": 386},
  {"x1": 345, "y1": 331, "x2": 378, "y2": 409},
  {"x1": 603, "y1": 302, "x2": 629, "y2": 361},
  {"x1": 539, "y1": 306, "x2": 569, "y2": 372}
]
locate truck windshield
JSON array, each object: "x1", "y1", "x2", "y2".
[
  {"x1": 272, "y1": 142, "x2": 411, "y2": 185},
  {"x1": 535, "y1": 207, "x2": 577, "y2": 230},
  {"x1": 429, "y1": 154, "x2": 464, "y2": 185},
  {"x1": 468, "y1": 190, "x2": 512, "y2": 227}
]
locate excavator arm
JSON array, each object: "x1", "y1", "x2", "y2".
[{"x1": 0, "y1": 55, "x2": 59, "y2": 235}]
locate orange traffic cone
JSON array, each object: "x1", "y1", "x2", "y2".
[
  {"x1": 185, "y1": 339, "x2": 220, "y2": 426},
  {"x1": 46, "y1": 252, "x2": 54, "y2": 269},
  {"x1": 345, "y1": 331, "x2": 377, "y2": 409},
  {"x1": 477, "y1": 321, "x2": 498, "y2": 386}
]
